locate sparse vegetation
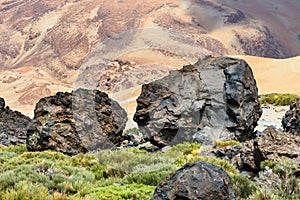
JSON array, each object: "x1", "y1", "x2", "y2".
[
  {"x1": 123, "y1": 128, "x2": 140, "y2": 136},
  {"x1": 258, "y1": 160, "x2": 300, "y2": 199},
  {"x1": 215, "y1": 139, "x2": 240, "y2": 148},
  {"x1": 260, "y1": 93, "x2": 299, "y2": 106},
  {"x1": 231, "y1": 174, "x2": 258, "y2": 199},
  {"x1": 0, "y1": 144, "x2": 298, "y2": 199}
]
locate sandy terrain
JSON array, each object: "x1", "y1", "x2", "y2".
[
  {"x1": 255, "y1": 105, "x2": 289, "y2": 132},
  {"x1": 234, "y1": 56, "x2": 300, "y2": 95}
]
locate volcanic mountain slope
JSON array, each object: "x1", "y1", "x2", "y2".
[{"x1": 0, "y1": 0, "x2": 299, "y2": 116}]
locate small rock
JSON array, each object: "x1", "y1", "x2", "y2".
[
  {"x1": 151, "y1": 161, "x2": 235, "y2": 200},
  {"x1": 212, "y1": 126, "x2": 300, "y2": 173},
  {"x1": 282, "y1": 99, "x2": 300, "y2": 136}
]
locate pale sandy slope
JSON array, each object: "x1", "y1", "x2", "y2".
[{"x1": 234, "y1": 55, "x2": 300, "y2": 95}]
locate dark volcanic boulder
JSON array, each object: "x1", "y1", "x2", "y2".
[
  {"x1": 134, "y1": 56, "x2": 262, "y2": 147},
  {"x1": 0, "y1": 97, "x2": 32, "y2": 146},
  {"x1": 27, "y1": 88, "x2": 127, "y2": 155},
  {"x1": 282, "y1": 99, "x2": 300, "y2": 136},
  {"x1": 0, "y1": 97, "x2": 5, "y2": 110},
  {"x1": 212, "y1": 126, "x2": 300, "y2": 173},
  {"x1": 151, "y1": 161, "x2": 235, "y2": 200}
]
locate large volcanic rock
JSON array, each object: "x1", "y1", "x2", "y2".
[
  {"x1": 151, "y1": 161, "x2": 235, "y2": 200},
  {"x1": 282, "y1": 99, "x2": 300, "y2": 136},
  {"x1": 211, "y1": 126, "x2": 300, "y2": 173},
  {"x1": 0, "y1": 97, "x2": 5, "y2": 110},
  {"x1": 27, "y1": 88, "x2": 127, "y2": 155},
  {"x1": 134, "y1": 56, "x2": 262, "y2": 147},
  {"x1": 0, "y1": 97, "x2": 32, "y2": 146}
]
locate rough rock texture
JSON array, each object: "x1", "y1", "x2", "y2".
[
  {"x1": 0, "y1": 97, "x2": 5, "y2": 110},
  {"x1": 134, "y1": 56, "x2": 262, "y2": 147},
  {"x1": 151, "y1": 161, "x2": 235, "y2": 200},
  {"x1": 27, "y1": 88, "x2": 127, "y2": 155},
  {"x1": 0, "y1": 97, "x2": 32, "y2": 146},
  {"x1": 211, "y1": 126, "x2": 300, "y2": 173},
  {"x1": 282, "y1": 99, "x2": 300, "y2": 136}
]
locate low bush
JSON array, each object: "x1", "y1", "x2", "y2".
[
  {"x1": 214, "y1": 139, "x2": 240, "y2": 148},
  {"x1": 259, "y1": 160, "x2": 300, "y2": 199},
  {"x1": 260, "y1": 93, "x2": 299, "y2": 106},
  {"x1": 123, "y1": 128, "x2": 140, "y2": 135},
  {"x1": 1, "y1": 143, "x2": 298, "y2": 200},
  {"x1": 122, "y1": 164, "x2": 177, "y2": 186},
  {"x1": 167, "y1": 142, "x2": 201, "y2": 156},
  {"x1": 0, "y1": 181, "x2": 49, "y2": 200},
  {"x1": 0, "y1": 144, "x2": 27, "y2": 154},
  {"x1": 86, "y1": 184, "x2": 155, "y2": 200},
  {"x1": 231, "y1": 174, "x2": 258, "y2": 199}
]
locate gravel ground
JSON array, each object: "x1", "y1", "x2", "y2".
[{"x1": 255, "y1": 105, "x2": 289, "y2": 132}]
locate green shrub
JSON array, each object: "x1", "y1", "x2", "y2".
[
  {"x1": 0, "y1": 144, "x2": 27, "y2": 154},
  {"x1": 123, "y1": 128, "x2": 140, "y2": 135},
  {"x1": 246, "y1": 189, "x2": 276, "y2": 200},
  {"x1": 231, "y1": 174, "x2": 258, "y2": 199},
  {"x1": 174, "y1": 154, "x2": 202, "y2": 166},
  {"x1": 167, "y1": 142, "x2": 201, "y2": 156},
  {"x1": 0, "y1": 181, "x2": 49, "y2": 200},
  {"x1": 260, "y1": 160, "x2": 278, "y2": 170},
  {"x1": 5, "y1": 143, "x2": 298, "y2": 200},
  {"x1": 259, "y1": 160, "x2": 300, "y2": 198},
  {"x1": 214, "y1": 140, "x2": 240, "y2": 148},
  {"x1": 122, "y1": 164, "x2": 177, "y2": 186},
  {"x1": 260, "y1": 93, "x2": 299, "y2": 106},
  {"x1": 0, "y1": 149, "x2": 109, "y2": 198},
  {"x1": 0, "y1": 164, "x2": 52, "y2": 190},
  {"x1": 198, "y1": 156, "x2": 239, "y2": 175},
  {"x1": 87, "y1": 184, "x2": 155, "y2": 200},
  {"x1": 96, "y1": 149, "x2": 175, "y2": 175}
]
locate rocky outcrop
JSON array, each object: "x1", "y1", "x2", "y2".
[
  {"x1": 282, "y1": 99, "x2": 300, "y2": 136},
  {"x1": 0, "y1": 97, "x2": 32, "y2": 146},
  {"x1": 27, "y1": 88, "x2": 127, "y2": 155},
  {"x1": 151, "y1": 161, "x2": 235, "y2": 200},
  {"x1": 0, "y1": 97, "x2": 5, "y2": 109},
  {"x1": 134, "y1": 56, "x2": 261, "y2": 147},
  {"x1": 211, "y1": 126, "x2": 300, "y2": 173}
]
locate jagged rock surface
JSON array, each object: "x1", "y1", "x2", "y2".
[
  {"x1": 151, "y1": 161, "x2": 235, "y2": 200},
  {"x1": 0, "y1": 97, "x2": 32, "y2": 146},
  {"x1": 0, "y1": 97, "x2": 5, "y2": 110},
  {"x1": 134, "y1": 56, "x2": 262, "y2": 147},
  {"x1": 27, "y1": 88, "x2": 127, "y2": 155},
  {"x1": 282, "y1": 99, "x2": 300, "y2": 136},
  {"x1": 211, "y1": 126, "x2": 300, "y2": 173}
]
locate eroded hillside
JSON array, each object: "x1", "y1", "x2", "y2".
[{"x1": 0, "y1": 0, "x2": 299, "y2": 116}]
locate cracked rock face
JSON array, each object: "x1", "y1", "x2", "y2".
[
  {"x1": 0, "y1": 97, "x2": 32, "y2": 146},
  {"x1": 151, "y1": 161, "x2": 235, "y2": 200},
  {"x1": 211, "y1": 126, "x2": 300, "y2": 173},
  {"x1": 134, "y1": 56, "x2": 262, "y2": 147},
  {"x1": 0, "y1": 97, "x2": 5, "y2": 110},
  {"x1": 27, "y1": 88, "x2": 127, "y2": 155},
  {"x1": 282, "y1": 99, "x2": 300, "y2": 136}
]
